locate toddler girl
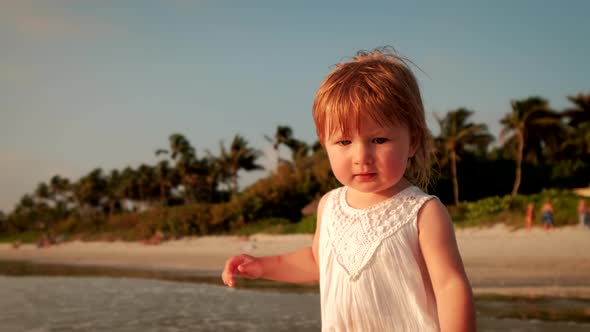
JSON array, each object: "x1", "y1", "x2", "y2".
[{"x1": 222, "y1": 48, "x2": 476, "y2": 331}]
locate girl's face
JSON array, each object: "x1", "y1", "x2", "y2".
[{"x1": 324, "y1": 117, "x2": 416, "y2": 208}]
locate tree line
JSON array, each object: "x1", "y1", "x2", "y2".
[{"x1": 1, "y1": 93, "x2": 589, "y2": 236}]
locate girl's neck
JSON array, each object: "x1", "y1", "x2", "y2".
[{"x1": 346, "y1": 178, "x2": 411, "y2": 209}]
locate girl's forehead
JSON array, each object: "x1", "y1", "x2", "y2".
[{"x1": 324, "y1": 117, "x2": 402, "y2": 137}]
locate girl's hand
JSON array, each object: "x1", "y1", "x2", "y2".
[{"x1": 221, "y1": 254, "x2": 263, "y2": 287}]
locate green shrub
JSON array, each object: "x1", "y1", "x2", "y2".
[
  {"x1": 210, "y1": 201, "x2": 242, "y2": 232},
  {"x1": 290, "y1": 215, "x2": 317, "y2": 234},
  {"x1": 451, "y1": 188, "x2": 584, "y2": 228},
  {"x1": 234, "y1": 216, "x2": 317, "y2": 236},
  {"x1": 0, "y1": 230, "x2": 42, "y2": 243},
  {"x1": 463, "y1": 196, "x2": 511, "y2": 220}
]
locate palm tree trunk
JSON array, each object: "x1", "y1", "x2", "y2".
[
  {"x1": 451, "y1": 150, "x2": 460, "y2": 206},
  {"x1": 182, "y1": 174, "x2": 194, "y2": 203},
  {"x1": 231, "y1": 174, "x2": 239, "y2": 199},
  {"x1": 160, "y1": 182, "x2": 166, "y2": 206},
  {"x1": 109, "y1": 200, "x2": 115, "y2": 222},
  {"x1": 207, "y1": 174, "x2": 218, "y2": 203},
  {"x1": 512, "y1": 131, "x2": 525, "y2": 197}
]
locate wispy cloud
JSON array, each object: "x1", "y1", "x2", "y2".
[
  {"x1": 0, "y1": 63, "x2": 36, "y2": 82},
  {"x1": 1, "y1": 1, "x2": 123, "y2": 41}
]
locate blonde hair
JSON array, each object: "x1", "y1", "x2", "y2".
[{"x1": 312, "y1": 47, "x2": 433, "y2": 190}]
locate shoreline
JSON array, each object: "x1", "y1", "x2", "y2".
[
  {"x1": 2, "y1": 258, "x2": 590, "y2": 300},
  {"x1": 1, "y1": 224, "x2": 590, "y2": 299}
]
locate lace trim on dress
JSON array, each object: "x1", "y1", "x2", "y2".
[{"x1": 325, "y1": 186, "x2": 433, "y2": 280}]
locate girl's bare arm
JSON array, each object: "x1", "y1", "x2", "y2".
[
  {"x1": 221, "y1": 194, "x2": 327, "y2": 287},
  {"x1": 418, "y1": 198, "x2": 476, "y2": 332}
]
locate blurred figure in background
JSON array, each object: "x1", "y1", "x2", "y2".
[
  {"x1": 541, "y1": 199, "x2": 555, "y2": 230},
  {"x1": 578, "y1": 199, "x2": 590, "y2": 229},
  {"x1": 525, "y1": 203, "x2": 535, "y2": 231}
]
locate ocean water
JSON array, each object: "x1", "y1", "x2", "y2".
[
  {"x1": 1, "y1": 276, "x2": 320, "y2": 332},
  {"x1": 1, "y1": 265, "x2": 589, "y2": 331}
]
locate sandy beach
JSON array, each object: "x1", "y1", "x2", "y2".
[{"x1": 1, "y1": 224, "x2": 590, "y2": 298}]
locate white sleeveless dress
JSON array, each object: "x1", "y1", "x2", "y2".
[{"x1": 319, "y1": 186, "x2": 440, "y2": 331}]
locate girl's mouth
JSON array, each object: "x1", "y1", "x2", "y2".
[{"x1": 354, "y1": 173, "x2": 376, "y2": 181}]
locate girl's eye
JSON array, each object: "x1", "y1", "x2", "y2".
[
  {"x1": 337, "y1": 140, "x2": 351, "y2": 146},
  {"x1": 372, "y1": 137, "x2": 388, "y2": 144}
]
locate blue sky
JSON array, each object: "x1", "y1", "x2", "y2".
[{"x1": 1, "y1": 1, "x2": 589, "y2": 213}]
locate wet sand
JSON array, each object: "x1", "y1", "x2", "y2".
[{"x1": 1, "y1": 224, "x2": 590, "y2": 298}]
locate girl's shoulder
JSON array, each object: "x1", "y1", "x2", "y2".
[{"x1": 416, "y1": 195, "x2": 452, "y2": 233}]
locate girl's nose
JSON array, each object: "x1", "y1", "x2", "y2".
[{"x1": 353, "y1": 142, "x2": 374, "y2": 165}]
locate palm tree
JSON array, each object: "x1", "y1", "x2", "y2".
[
  {"x1": 139, "y1": 164, "x2": 162, "y2": 204},
  {"x1": 562, "y1": 93, "x2": 590, "y2": 156},
  {"x1": 200, "y1": 156, "x2": 223, "y2": 202},
  {"x1": 49, "y1": 175, "x2": 72, "y2": 206},
  {"x1": 106, "y1": 169, "x2": 143, "y2": 216},
  {"x1": 265, "y1": 125, "x2": 294, "y2": 169},
  {"x1": 285, "y1": 138, "x2": 309, "y2": 164},
  {"x1": 216, "y1": 134, "x2": 264, "y2": 198},
  {"x1": 500, "y1": 97, "x2": 562, "y2": 196},
  {"x1": 154, "y1": 160, "x2": 173, "y2": 205},
  {"x1": 564, "y1": 93, "x2": 590, "y2": 126},
  {"x1": 105, "y1": 169, "x2": 123, "y2": 218},
  {"x1": 9, "y1": 194, "x2": 37, "y2": 231},
  {"x1": 118, "y1": 167, "x2": 138, "y2": 208},
  {"x1": 434, "y1": 108, "x2": 494, "y2": 206},
  {"x1": 74, "y1": 168, "x2": 107, "y2": 214},
  {"x1": 34, "y1": 182, "x2": 52, "y2": 206},
  {"x1": 14, "y1": 194, "x2": 36, "y2": 214},
  {"x1": 161, "y1": 133, "x2": 200, "y2": 202}
]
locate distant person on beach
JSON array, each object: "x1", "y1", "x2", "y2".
[
  {"x1": 142, "y1": 230, "x2": 165, "y2": 245},
  {"x1": 578, "y1": 199, "x2": 590, "y2": 229},
  {"x1": 221, "y1": 48, "x2": 475, "y2": 331},
  {"x1": 541, "y1": 198, "x2": 555, "y2": 230},
  {"x1": 36, "y1": 233, "x2": 54, "y2": 248},
  {"x1": 525, "y1": 203, "x2": 535, "y2": 230}
]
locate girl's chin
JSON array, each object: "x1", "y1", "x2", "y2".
[
  {"x1": 348, "y1": 180, "x2": 409, "y2": 195},
  {"x1": 348, "y1": 184, "x2": 393, "y2": 195}
]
